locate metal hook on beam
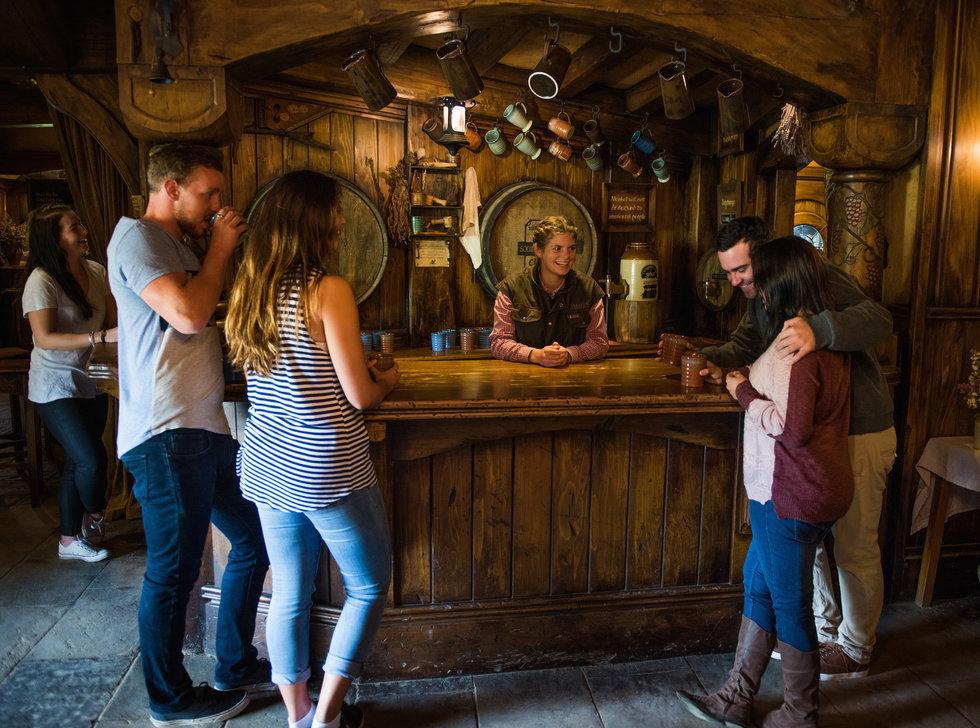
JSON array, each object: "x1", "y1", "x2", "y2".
[
  {"x1": 547, "y1": 16, "x2": 560, "y2": 45},
  {"x1": 673, "y1": 42, "x2": 687, "y2": 64},
  {"x1": 609, "y1": 27, "x2": 622, "y2": 53},
  {"x1": 733, "y1": 64, "x2": 743, "y2": 81},
  {"x1": 774, "y1": 83, "x2": 784, "y2": 98}
]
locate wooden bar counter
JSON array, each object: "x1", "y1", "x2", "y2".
[{"x1": 211, "y1": 348, "x2": 750, "y2": 680}]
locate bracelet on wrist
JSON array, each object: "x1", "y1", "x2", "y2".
[
  {"x1": 100, "y1": 329, "x2": 106, "y2": 344},
  {"x1": 88, "y1": 331, "x2": 95, "y2": 347}
]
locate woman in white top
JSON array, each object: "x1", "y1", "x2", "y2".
[{"x1": 21, "y1": 203, "x2": 118, "y2": 562}]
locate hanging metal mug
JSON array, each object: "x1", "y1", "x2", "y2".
[
  {"x1": 658, "y1": 60, "x2": 695, "y2": 120},
  {"x1": 717, "y1": 78, "x2": 750, "y2": 135},
  {"x1": 342, "y1": 49, "x2": 397, "y2": 111},
  {"x1": 583, "y1": 117, "x2": 605, "y2": 146},
  {"x1": 436, "y1": 38, "x2": 484, "y2": 101},
  {"x1": 422, "y1": 117, "x2": 443, "y2": 144},
  {"x1": 528, "y1": 37, "x2": 571, "y2": 100}
]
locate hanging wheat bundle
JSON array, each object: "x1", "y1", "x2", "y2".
[
  {"x1": 772, "y1": 101, "x2": 809, "y2": 159},
  {"x1": 381, "y1": 157, "x2": 411, "y2": 248}
]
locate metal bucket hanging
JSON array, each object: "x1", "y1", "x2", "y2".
[
  {"x1": 528, "y1": 38, "x2": 571, "y2": 100},
  {"x1": 717, "y1": 78, "x2": 750, "y2": 135},
  {"x1": 436, "y1": 38, "x2": 484, "y2": 101},
  {"x1": 658, "y1": 60, "x2": 695, "y2": 120},
  {"x1": 342, "y1": 49, "x2": 397, "y2": 111}
]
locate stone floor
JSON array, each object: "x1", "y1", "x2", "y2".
[{"x1": 1, "y1": 448, "x2": 979, "y2": 727}]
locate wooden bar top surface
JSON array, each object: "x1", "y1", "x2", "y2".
[
  {"x1": 373, "y1": 354, "x2": 736, "y2": 418},
  {"x1": 88, "y1": 342, "x2": 740, "y2": 417}
]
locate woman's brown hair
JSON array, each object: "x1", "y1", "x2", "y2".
[{"x1": 225, "y1": 171, "x2": 343, "y2": 376}]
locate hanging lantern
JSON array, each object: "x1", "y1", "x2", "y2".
[{"x1": 434, "y1": 96, "x2": 469, "y2": 157}]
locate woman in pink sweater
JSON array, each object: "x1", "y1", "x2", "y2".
[{"x1": 678, "y1": 236, "x2": 853, "y2": 728}]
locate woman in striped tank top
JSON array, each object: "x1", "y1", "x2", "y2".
[{"x1": 225, "y1": 171, "x2": 399, "y2": 728}]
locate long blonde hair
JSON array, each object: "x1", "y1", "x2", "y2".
[{"x1": 225, "y1": 171, "x2": 343, "y2": 376}]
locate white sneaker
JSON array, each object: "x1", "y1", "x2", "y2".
[
  {"x1": 59, "y1": 538, "x2": 109, "y2": 562},
  {"x1": 82, "y1": 513, "x2": 106, "y2": 542}
]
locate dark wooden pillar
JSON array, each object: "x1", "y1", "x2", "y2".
[{"x1": 806, "y1": 102, "x2": 927, "y2": 299}]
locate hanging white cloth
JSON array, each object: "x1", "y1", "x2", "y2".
[{"x1": 460, "y1": 166, "x2": 482, "y2": 269}]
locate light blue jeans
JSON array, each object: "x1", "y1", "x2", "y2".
[{"x1": 257, "y1": 484, "x2": 391, "y2": 684}]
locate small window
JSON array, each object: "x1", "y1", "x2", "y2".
[{"x1": 794, "y1": 224, "x2": 824, "y2": 251}]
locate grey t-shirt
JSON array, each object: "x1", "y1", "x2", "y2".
[
  {"x1": 21, "y1": 259, "x2": 109, "y2": 403},
  {"x1": 107, "y1": 217, "x2": 229, "y2": 457}
]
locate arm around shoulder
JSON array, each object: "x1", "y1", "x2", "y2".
[{"x1": 808, "y1": 268, "x2": 892, "y2": 351}]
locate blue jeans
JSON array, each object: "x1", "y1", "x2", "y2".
[
  {"x1": 34, "y1": 395, "x2": 108, "y2": 537},
  {"x1": 257, "y1": 484, "x2": 391, "y2": 684},
  {"x1": 121, "y1": 429, "x2": 269, "y2": 714},
  {"x1": 742, "y1": 500, "x2": 833, "y2": 652}
]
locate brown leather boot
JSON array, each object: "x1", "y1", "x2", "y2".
[
  {"x1": 676, "y1": 616, "x2": 776, "y2": 728},
  {"x1": 761, "y1": 641, "x2": 819, "y2": 727}
]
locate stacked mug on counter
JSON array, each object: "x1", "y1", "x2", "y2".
[
  {"x1": 661, "y1": 333, "x2": 707, "y2": 388},
  {"x1": 361, "y1": 330, "x2": 395, "y2": 371},
  {"x1": 430, "y1": 327, "x2": 492, "y2": 353}
]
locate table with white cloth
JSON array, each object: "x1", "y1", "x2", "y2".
[{"x1": 912, "y1": 436, "x2": 980, "y2": 606}]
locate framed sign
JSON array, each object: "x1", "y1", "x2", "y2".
[
  {"x1": 717, "y1": 181, "x2": 743, "y2": 225},
  {"x1": 601, "y1": 183, "x2": 655, "y2": 232}
]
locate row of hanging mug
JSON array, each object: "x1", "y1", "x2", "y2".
[
  {"x1": 481, "y1": 125, "x2": 605, "y2": 170},
  {"x1": 502, "y1": 102, "x2": 608, "y2": 146},
  {"x1": 617, "y1": 127, "x2": 670, "y2": 183}
]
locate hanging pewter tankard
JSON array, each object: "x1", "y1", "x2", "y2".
[
  {"x1": 436, "y1": 38, "x2": 484, "y2": 101},
  {"x1": 342, "y1": 49, "x2": 397, "y2": 111},
  {"x1": 717, "y1": 78, "x2": 750, "y2": 135},
  {"x1": 528, "y1": 36, "x2": 571, "y2": 100},
  {"x1": 659, "y1": 60, "x2": 695, "y2": 120}
]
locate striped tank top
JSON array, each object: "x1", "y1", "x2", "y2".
[{"x1": 237, "y1": 276, "x2": 376, "y2": 512}]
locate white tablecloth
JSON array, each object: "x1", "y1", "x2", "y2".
[{"x1": 911, "y1": 436, "x2": 980, "y2": 533}]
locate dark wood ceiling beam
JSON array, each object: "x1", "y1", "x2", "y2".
[
  {"x1": 464, "y1": 27, "x2": 528, "y2": 75},
  {"x1": 377, "y1": 41, "x2": 412, "y2": 68},
  {"x1": 559, "y1": 40, "x2": 650, "y2": 99}
]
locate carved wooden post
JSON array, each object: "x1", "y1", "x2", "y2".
[
  {"x1": 806, "y1": 103, "x2": 927, "y2": 299},
  {"x1": 825, "y1": 171, "x2": 890, "y2": 299}
]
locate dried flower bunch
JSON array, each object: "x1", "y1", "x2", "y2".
[
  {"x1": 957, "y1": 348, "x2": 980, "y2": 411},
  {"x1": 0, "y1": 213, "x2": 27, "y2": 265}
]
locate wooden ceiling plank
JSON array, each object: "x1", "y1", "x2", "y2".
[{"x1": 464, "y1": 27, "x2": 528, "y2": 75}]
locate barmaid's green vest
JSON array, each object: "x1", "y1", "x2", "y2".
[{"x1": 496, "y1": 263, "x2": 604, "y2": 349}]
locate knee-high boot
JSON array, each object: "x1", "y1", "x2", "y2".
[
  {"x1": 761, "y1": 641, "x2": 819, "y2": 727},
  {"x1": 676, "y1": 616, "x2": 776, "y2": 728}
]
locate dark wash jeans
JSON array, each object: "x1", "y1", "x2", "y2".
[
  {"x1": 34, "y1": 394, "x2": 109, "y2": 537},
  {"x1": 742, "y1": 499, "x2": 834, "y2": 652},
  {"x1": 121, "y1": 428, "x2": 269, "y2": 714}
]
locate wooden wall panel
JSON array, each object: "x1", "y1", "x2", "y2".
[
  {"x1": 473, "y1": 439, "x2": 514, "y2": 599},
  {"x1": 551, "y1": 431, "x2": 592, "y2": 594},
  {"x1": 895, "y1": 0, "x2": 980, "y2": 599},
  {"x1": 663, "y1": 441, "x2": 704, "y2": 587},
  {"x1": 431, "y1": 447, "x2": 474, "y2": 603},
  {"x1": 589, "y1": 430, "x2": 631, "y2": 591},
  {"x1": 700, "y1": 446, "x2": 737, "y2": 584},
  {"x1": 513, "y1": 432, "x2": 554, "y2": 597},
  {"x1": 375, "y1": 423, "x2": 742, "y2": 608},
  {"x1": 393, "y1": 457, "x2": 432, "y2": 605},
  {"x1": 626, "y1": 434, "x2": 667, "y2": 589}
]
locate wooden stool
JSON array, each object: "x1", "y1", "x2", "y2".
[{"x1": 0, "y1": 352, "x2": 44, "y2": 507}]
